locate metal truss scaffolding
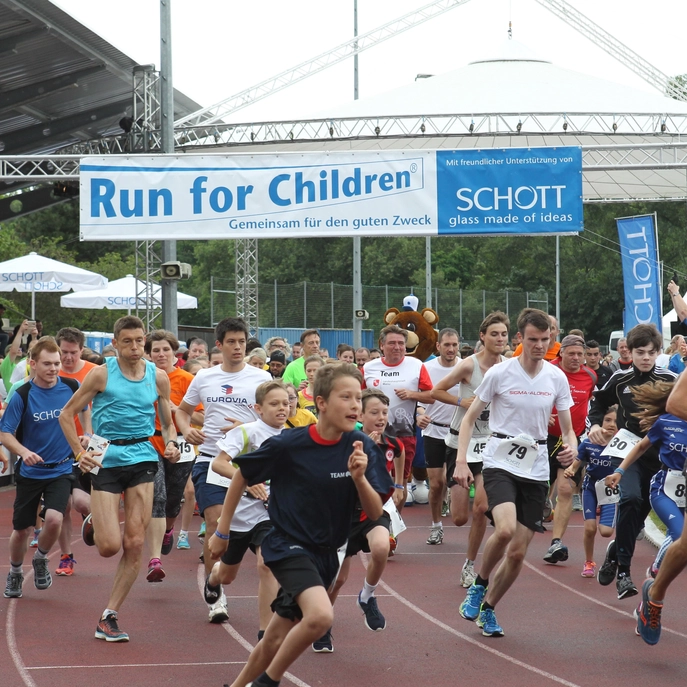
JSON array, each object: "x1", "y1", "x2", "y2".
[
  {"x1": 235, "y1": 239, "x2": 259, "y2": 334},
  {"x1": 134, "y1": 240, "x2": 162, "y2": 329}
]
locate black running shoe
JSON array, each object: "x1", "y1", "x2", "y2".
[
  {"x1": 357, "y1": 593, "x2": 386, "y2": 631},
  {"x1": 597, "y1": 539, "x2": 617, "y2": 586},
  {"x1": 616, "y1": 573, "x2": 638, "y2": 600},
  {"x1": 312, "y1": 628, "x2": 333, "y2": 653},
  {"x1": 204, "y1": 574, "x2": 221, "y2": 604}
]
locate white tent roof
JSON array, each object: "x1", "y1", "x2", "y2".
[{"x1": 313, "y1": 40, "x2": 687, "y2": 120}]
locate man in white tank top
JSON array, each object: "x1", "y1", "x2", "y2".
[
  {"x1": 431, "y1": 313, "x2": 509, "y2": 587},
  {"x1": 454, "y1": 309, "x2": 575, "y2": 638}
]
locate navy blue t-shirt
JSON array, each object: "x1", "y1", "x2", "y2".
[
  {"x1": 576, "y1": 438, "x2": 614, "y2": 481},
  {"x1": 646, "y1": 413, "x2": 687, "y2": 471},
  {"x1": 234, "y1": 425, "x2": 394, "y2": 550},
  {"x1": 0, "y1": 378, "x2": 78, "y2": 479}
]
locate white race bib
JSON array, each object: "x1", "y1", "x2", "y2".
[
  {"x1": 177, "y1": 434, "x2": 196, "y2": 463},
  {"x1": 328, "y1": 540, "x2": 350, "y2": 593},
  {"x1": 205, "y1": 462, "x2": 230, "y2": 488},
  {"x1": 595, "y1": 479, "x2": 620, "y2": 506},
  {"x1": 601, "y1": 429, "x2": 642, "y2": 459},
  {"x1": 664, "y1": 469, "x2": 687, "y2": 508},
  {"x1": 467, "y1": 437, "x2": 487, "y2": 464},
  {"x1": 83, "y1": 434, "x2": 110, "y2": 476},
  {"x1": 492, "y1": 434, "x2": 538, "y2": 474},
  {"x1": 383, "y1": 497, "x2": 407, "y2": 538}
]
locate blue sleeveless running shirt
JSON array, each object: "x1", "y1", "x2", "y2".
[{"x1": 92, "y1": 356, "x2": 158, "y2": 468}]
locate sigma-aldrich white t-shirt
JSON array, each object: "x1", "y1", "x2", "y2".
[
  {"x1": 215, "y1": 418, "x2": 280, "y2": 532},
  {"x1": 476, "y1": 357, "x2": 572, "y2": 482},
  {"x1": 182, "y1": 363, "x2": 271, "y2": 459}
]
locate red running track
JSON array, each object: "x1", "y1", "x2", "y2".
[{"x1": 1, "y1": 484, "x2": 684, "y2": 687}]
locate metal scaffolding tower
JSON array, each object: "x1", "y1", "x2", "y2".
[
  {"x1": 235, "y1": 239, "x2": 259, "y2": 334},
  {"x1": 131, "y1": 64, "x2": 163, "y2": 328}
]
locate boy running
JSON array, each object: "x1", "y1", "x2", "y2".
[{"x1": 208, "y1": 363, "x2": 393, "y2": 687}]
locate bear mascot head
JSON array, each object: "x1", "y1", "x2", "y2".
[{"x1": 382, "y1": 294, "x2": 439, "y2": 362}]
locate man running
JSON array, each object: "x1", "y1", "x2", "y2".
[
  {"x1": 175, "y1": 317, "x2": 270, "y2": 623},
  {"x1": 418, "y1": 328, "x2": 460, "y2": 545},
  {"x1": 60, "y1": 316, "x2": 179, "y2": 642},
  {"x1": 588, "y1": 324, "x2": 676, "y2": 599},
  {"x1": 432, "y1": 312, "x2": 509, "y2": 586},
  {"x1": 1, "y1": 339, "x2": 87, "y2": 598},
  {"x1": 543, "y1": 335, "x2": 597, "y2": 564},
  {"x1": 455, "y1": 309, "x2": 575, "y2": 637}
]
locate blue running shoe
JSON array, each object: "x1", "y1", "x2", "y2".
[
  {"x1": 459, "y1": 583, "x2": 487, "y2": 621},
  {"x1": 636, "y1": 579, "x2": 662, "y2": 645},
  {"x1": 477, "y1": 606, "x2": 504, "y2": 637}
]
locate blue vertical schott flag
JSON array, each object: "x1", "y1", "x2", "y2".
[{"x1": 616, "y1": 214, "x2": 662, "y2": 332}]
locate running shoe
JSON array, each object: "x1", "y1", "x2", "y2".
[
  {"x1": 581, "y1": 561, "x2": 597, "y2": 578},
  {"x1": 646, "y1": 563, "x2": 659, "y2": 579},
  {"x1": 597, "y1": 539, "x2": 617, "y2": 586},
  {"x1": 477, "y1": 606, "x2": 504, "y2": 637},
  {"x1": 426, "y1": 527, "x2": 444, "y2": 546},
  {"x1": 95, "y1": 613, "x2": 129, "y2": 642},
  {"x1": 636, "y1": 579, "x2": 662, "y2": 645},
  {"x1": 617, "y1": 573, "x2": 638, "y2": 600},
  {"x1": 441, "y1": 500, "x2": 450, "y2": 517},
  {"x1": 177, "y1": 531, "x2": 190, "y2": 550},
  {"x1": 543, "y1": 540, "x2": 569, "y2": 564},
  {"x1": 29, "y1": 529, "x2": 41, "y2": 548},
  {"x1": 636, "y1": 529, "x2": 645, "y2": 541},
  {"x1": 460, "y1": 560, "x2": 477, "y2": 588},
  {"x1": 32, "y1": 556, "x2": 52, "y2": 590},
  {"x1": 198, "y1": 521, "x2": 206, "y2": 540},
  {"x1": 357, "y1": 592, "x2": 386, "y2": 631},
  {"x1": 542, "y1": 498, "x2": 554, "y2": 523},
  {"x1": 312, "y1": 628, "x2": 333, "y2": 653},
  {"x1": 204, "y1": 573, "x2": 222, "y2": 604},
  {"x1": 81, "y1": 514, "x2": 95, "y2": 547},
  {"x1": 161, "y1": 528, "x2": 174, "y2": 555},
  {"x1": 459, "y1": 583, "x2": 487, "y2": 621},
  {"x1": 4, "y1": 571, "x2": 23, "y2": 598},
  {"x1": 388, "y1": 535, "x2": 397, "y2": 557},
  {"x1": 208, "y1": 594, "x2": 228, "y2": 624},
  {"x1": 55, "y1": 554, "x2": 76, "y2": 576},
  {"x1": 146, "y1": 558, "x2": 166, "y2": 583},
  {"x1": 572, "y1": 493, "x2": 583, "y2": 511}
]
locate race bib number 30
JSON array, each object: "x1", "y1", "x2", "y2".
[
  {"x1": 492, "y1": 434, "x2": 538, "y2": 474},
  {"x1": 595, "y1": 479, "x2": 620, "y2": 506},
  {"x1": 665, "y1": 470, "x2": 686, "y2": 508},
  {"x1": 601, "y1": 429, "x2": 641, "y2": 459}
]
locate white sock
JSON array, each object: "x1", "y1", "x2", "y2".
[
  {"x1": 360, "y1": 580, "x2": 377, "y2": 603},
  {"x1": 180, "y1": 530, "x2": 188, "y2": 537},
  {"x1": 10, "y1": 562, "x2": 22, "y2": 574},
  {"x1": 102, "y1": 608, "x2": 118, "y2": 620},
  {"x1": 33, "y1": 548, "x2": 48, "y2": 560},
  {"x1": 432, "y1": 522, "x2": 443, "y2": 529}
]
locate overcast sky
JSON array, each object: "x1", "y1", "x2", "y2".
[{"x1": 53, "y1": 0, "x2": 687, "y2": 123}]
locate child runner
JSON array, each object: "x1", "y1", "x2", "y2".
[
  {"x1": 283, "y1": 383, "x2": 316, "y2": 428},
  {"x1": 297, "y1": 355, "x2": 323, "y2": 416},
  {"x1": 563, "y1": 406, "x2": 618, "y2": 578},
  {"x1": 312, "y1": 389, "x2": 405, "y2": 652},
  {"x1": 603, "y1": 380, "x2": 686, "y2": 644},
  {"x1": 207, "y1": 363, "x2": 393, "y2": 687},
  {"x1": 203, "y1": 380, "x2": 288, "y2": 640}
]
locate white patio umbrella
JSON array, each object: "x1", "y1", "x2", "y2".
[
  {"x1": 0, "y1": 252, "x2": 108, "y2": 318},
  {"x1": 59, "y1": 274, "x2": 197, "y2": 312}
]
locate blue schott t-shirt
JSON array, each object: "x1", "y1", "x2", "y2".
[
  {"x1": 0, "y1": 378, "x2": 78, "y2": 479},
  {"x1": 647, "y1": 413, "x2": 687, "y2": 471}
]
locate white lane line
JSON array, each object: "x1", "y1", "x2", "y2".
[
  {"x1": 523, "y1": 561, "x2": 687, "y2": 640},
  {"x1": 6, "y1": 600, "x2": 38, "y2": 687},
  {"x1": 359, "y1": 553, "x2": 581, "y2": 687},
  {"x1": 196, "y1": 566, "x2": 312, "y2": 687},
  {"x1": 27, "y1": 661, "x2": 245, "y2": 670}
]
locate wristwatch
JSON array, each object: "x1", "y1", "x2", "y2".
[{"x1": 167, "y1": 440, "x2": 180, "y2": 448}]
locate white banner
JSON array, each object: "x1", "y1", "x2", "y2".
[{"x1": 79, "y1": 148, "x2": 583, "y2": 240}]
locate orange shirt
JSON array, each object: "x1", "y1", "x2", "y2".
[
  {"x1": 512, "y1": 341, "x2": 561, "y2": 361},
  {"x1": 150, "y1": 367, "x2": 201, "y2": 455},
  {"x1": 59, "y1": 360, "x2": 97, "y2": 435}
]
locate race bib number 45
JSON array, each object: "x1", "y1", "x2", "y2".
[{"x1": 467, "y1": 437, "x2": 487, "y2": 464}]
